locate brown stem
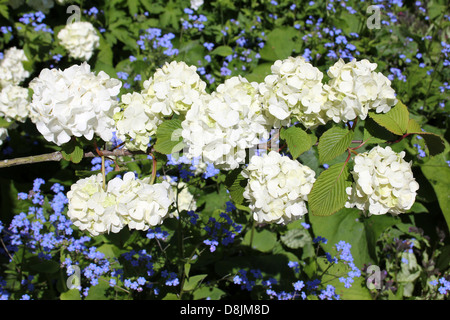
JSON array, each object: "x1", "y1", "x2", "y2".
[{"x1": 0, "y1": 149, "x2": 146, "y2": 169}]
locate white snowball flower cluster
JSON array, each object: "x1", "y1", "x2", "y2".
[
  {"x1": 114, "y1": 61, "x2": 206, "y2": 152},
  {"x1": 324, "y1": 58, "x2": 398, "y2": 123},
  {"x1": 182, "y1": 76, "x2": 272, "y2": 170},
  {"x1": 29, "y1": 62, "x2": 122, "y2": 146},
  {"x1": 114, "y1": 92, "x2": 163, "y2": 152},
  {"x1": 345, "y1": 146, "x2": 419, "y2": 216},
  {"x1": 0, "y1": 85, "x2": 31, "y2": 123},
  {"x1": 0, "y1": 47, "x2": 30, "y2": 89},
  {"x1": 242, "y1": 151, "x2": 316, "y2": 224},
  {"x1": 67, "y1": 172, "x2": 175, "y2": 236},
  {"x1": 57, "y1": 21, "x2": 100, "y2": 61},
  {"x1": 142, "y1": 60, "x2": 207, "y2": 116},
  {"x1": 259, "y1": 56, "x2": 328, "y2": 129}
]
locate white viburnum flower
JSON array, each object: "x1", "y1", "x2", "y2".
[
  {"x1": 182, "y1": 76, "x2": 272, "y2": 170},
  {"x1": 142, "y1": 60, "x2": 207, "y2": 117},
  {"x1": 114, "y1": 92, "x2": 163, "y2": 152},
  {"x1": 66, "y1": 173, "x2": 125, "y2": 236},
  {"x1": 105, "y1": 172, "x2": 175, "y2": 231},
  {"x1": 67, "y1": 172, "x2": 175, "y2": 236},
  {"x1": 29, "y1": 62, "x2": 122, "y2": 146},
  {"x1": 259, "y1": 56, "x2": 328, "y2": 129},
  {"x1": 57, "y1": 21, "x2": 100, "y2": 61},
  {"x1": 0, "y1": 85, "x2": 31, "y2": 123},
  {"x1": 242, "y1": 151, "x2": 316, "y2": 224},
  {"x1": 324, "y1": 58, "x2": 398, "y2": 123},
  {"x1": 345, "y1": 146, "x2": 419, "y2": 216},
  {"x1": 190, "y1": 0, "x2": 203, "y2": 10},
  {"x1": 124, "y1": 179, "x2": 175, "y2": 230},
  {"x1": 0, "y1": 47, "x2": 30, "y2": 89}
]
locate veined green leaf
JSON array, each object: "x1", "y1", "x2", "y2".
[
  {"x1": 183, "y1": 274, "x2": 208, "y2": 291},
  {"x1": 368, "y1": 101, "x2": 409, "y2": 136},
  {"x1": 421, "y1": 152, "x2": 450, "y2": 233},
  {"x1": 406, "y1": 119, "x2": 445, "y2": 156},
  {"x1": 280, "y1": 126, "x2": 312, "y2": 159},
  {"x1": 318, "y1": 127, "x2": 354, "y2": 164},
  {"x1": 224, "y1": 168, "x2": 247, "y2": 205},
  {"x1": 154, "y1": 119, "x2": 185, "y2": 155},
  {"x1": 60, "y1": 140, "x2": 84, "y2": 164},
  {"x1": 210, "y1": 45, "x2": 233, "y2": 57},
  {"x1": 280, "y1": 228, "x2": 312, "y2": 249},
  {"x1": 308, "y1": 162, "x2": 351, "y2": 216},
  {"x1": 60, "y1": 289, "x2": 81, "y2": 300}
]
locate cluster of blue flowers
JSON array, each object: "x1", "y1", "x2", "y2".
[
  {"x1": 120, "y1": 248, "x2": 161, "y2": 295},
  {"x1": 137, "y1": 28, "x2": 178, "y2": 57},
  {"x1": 0, "y1": 178, "x2": 111, "y2": 299},
  {"x1": 430, "y1": 277, "x2": 450, "y2": 295},
  {"x1": 18, "y1": 11, "x2": 53, "y2": 33},
  {"x1": 182, "y1": 8, "x2": 208, "y2": 32},
  {"x1": 230, "y1": 237, "x2": 360, "y2": 300},
  {"x1": 334, "y1": 240, "x2": 362, "y2": 288},
  {"x1": 0, "y1": 177, "x2": 184, "y2": 299},
  {"x1": 200, "y1": 202, "x2": 242, "y2": 253},
  {"x1": 166, "y1": 154, "x2": 220, "y2": 180}
]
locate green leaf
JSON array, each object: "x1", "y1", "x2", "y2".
[
  {"x1": 162, "y1": 293, "x2": 179, "y2": 300},
  {"x1": 60, "y1": 139, "x2": 84, "y2": 164},
  {"x1": 154, "y1": 119, "x2": 185, "y2": 154},
  {"x1": 127, "y1": 0, "x2": 139, "y2": 16},
  {"x1": 224, "y1": 168, "x2": 248, "y2": 205},
  {"x1": 318, "y1": 127, "x2": 354, "y2": 164},
  {"x1": 416, "y1": 133, "x2": 446, "y2": 157},
  {"x1": 0, "y1": 117, "x2": 15, "y2": 129},
  {"x1": 260, "y1": 27, "x2": 300, "y2": 61},
  {"x1": 210, "y1": 45, "x2": 233, "y2": 57},
  {"x1": 183, "y1": 274, "x2": 208, "y2": 291},
  {"x1": 243, "y1": 228, "x2": 277, "y2": 253},
  {"x1": 192, "y1": 286, "x2": 226, "y2": 300},
  {"x1": 246, "y1": 62, "x2": 272, "y2": 83},
  {"x1": 368, "y1": 101, "x2": 410, "y2": 136},
  {"x1": 405, "y1": 118, "x2": 445, "y2": 156},
  {"x1": 280, "y1": 228, "x2": 312, "y2": 249},
  {"x1": 308, "y1": 162, "x2": 351, "y2": 216},
  {"x1": 363, "y1": 117, "x2": 397, "y2": 145},
  {"x1": 85, "y1": 277, "x2": 110, "y2": 300},
  {"x1": 0, "y1": 2, "x2": 8, "y2": 19},
  {"x1": 309, "y1": 208, "x2": 384, "y2": 268},
  {"x1": 420, "y1": 151, "x2": 450, "y2": 233},
  {"x1": 97, "y1": 243, "x2": 121, "y2": 259},
  {"x1": 60, "y1": 289, "x2": 81, "y2": 300},
  {"x1": 406, "y1": 118, "x2": 422, "y2": 134},
  {"x1": 280, "y1": 126, "x2": 312, "y2": 159}
]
